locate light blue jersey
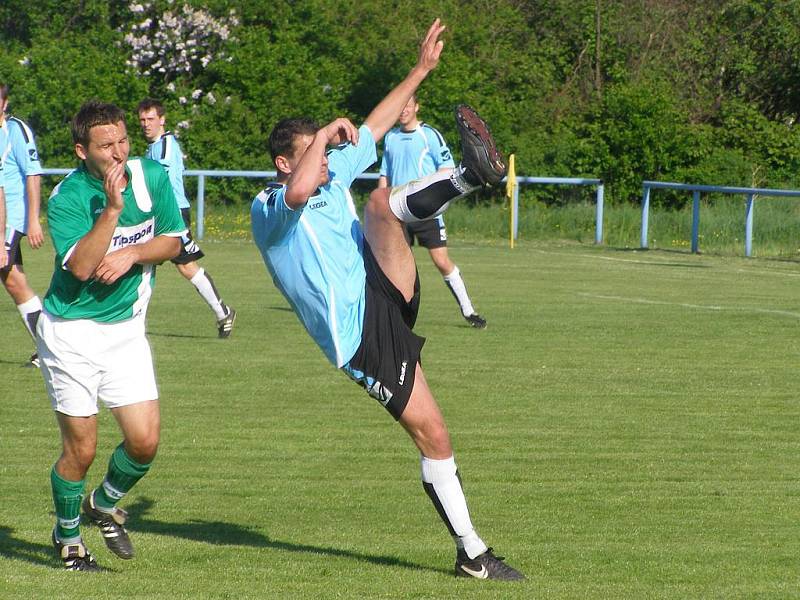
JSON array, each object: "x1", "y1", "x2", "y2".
[
  {"x1": 379, "y1": 123, "x2": 454, "y2": 187},
  {"x1": 0, "y1": 124, "x2": 5, "y2": 189},
  {"x1": 251, "y1": 125, "x2": 377, "y2": 367},
  {"x1": 145, "y1": 131, "x2": 189, "y2": 209},
  {"x1": 1, "y1": 116, "x2": 43, "y2": 234}
]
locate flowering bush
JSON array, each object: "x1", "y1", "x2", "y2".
[{"x1": 120, "y1": 1, "x2": 237, "y2": 108}]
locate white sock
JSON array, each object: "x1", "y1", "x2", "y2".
[
  {"x1": 421, "y1": 455, "x2": 488, "y2": 559},
  {"x1": 389, "y1": 168, "x2": 479, "y2": 223},
  {"x1": 443, "y1": 266, "x2": 475, "y2": 317},
  {"x1": 189, "y1": 268, "x2": 228, "y2": 320},
  {"x1": 17, "y1": 295, "x2": 42, "y2": 339}
]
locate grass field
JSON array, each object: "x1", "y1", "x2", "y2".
[{"x1": 2, "y1": 238, "x2": 799, "y2": 599}]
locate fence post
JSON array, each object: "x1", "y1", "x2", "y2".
[
  {"x1": 196, "y1": 174, "x2": 206, "y2": 241},
  {"x1": 513, "y1": 180, "x2": 519, "y2": 242},
  {"x1": 641, "y1": 185, "x2": 651, "y2": 248},
  {"x1": 595, "y1": 183, "x2": 604, "y2": 244},
  {"x1": 744, "y1": 193, "x2": 754, "y2": 257},
  {"x1": 691, "y1": 190, "x2": 701, "y2": 253}
]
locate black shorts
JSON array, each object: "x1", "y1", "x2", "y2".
[
  {"x1": 404, "y1": 218, "x2": 447, "y2": 249},
  {"x1": 171, "y1": 208, "x2": 205, "y2": 265},
  {"x1": 1, "y1": 229, "x2": 25, "y2": 272},
  {"x1": 342, "y1": 243, "x2": 425, "y2": 420}
]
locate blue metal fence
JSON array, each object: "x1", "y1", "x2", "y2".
[
  {"x1": 641, "y1": 180, "x2": 800, "y2": 257},
  {"x1": 511, "y1": 176, "x2": 604, "y2": 244},
  {"x1": 42, "y1": 168, "x2": 606, "y2": 243}
]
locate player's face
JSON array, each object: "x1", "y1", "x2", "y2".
[
  {"x1": 289, "y1": 133, "x2": 330, "y2": 186},
  {"x1": 398, "y1": 97, "x2": 419, "y2": 128},
  {"x1": 77, "y1": 121, "x2": 130, "y2": 180},
  {"x1": 138, "y1": 108, "x2": 165, "y2": 143}
]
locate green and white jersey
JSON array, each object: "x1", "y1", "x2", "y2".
[{"x1": 44, "y1": 158, "x2": 185, "y2": 323}]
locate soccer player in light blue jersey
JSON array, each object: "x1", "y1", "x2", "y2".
[
  {"x1": 137, "y1": 98, "x2": 236, "y2": 338},
  {"x1": 0, "y1": 154, "x2": 7, "y2": 270},
  {"x1": 0, "y1": 83, "x2": 44, "y2": 366},
  {"x1": 251, "y1": 19, "x2": 523, "y2": 581},
  {"x1": 379, "y1": 94, "x2": 487, "y2": 329}
]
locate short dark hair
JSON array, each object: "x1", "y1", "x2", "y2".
[
  {"x1": 268, "y1": 117, "x2": 319, "y2": 166},
  {"x1": 71, "y1": 101, "x2": 126, "y2": 146},
  {"x1": 0, "y1": 83, "x2": 8, "y2": 103},
  {"x1": 137, "y1": 97, "x2": 165, "y2": 116}
]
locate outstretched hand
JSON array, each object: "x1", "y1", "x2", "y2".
[{"x1": 416, "y1": 18, "x2": 446, "y2": 74}]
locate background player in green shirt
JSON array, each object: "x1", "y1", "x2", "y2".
[{"x1": 39, "y1": 101, "x2": 185, "y2": 571}]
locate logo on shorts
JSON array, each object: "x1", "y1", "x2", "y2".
[
  {"x1": 398, "y1": 360, "x2": 408, "y2": 385},
  {"x1": 368, "y1": 380, "x2": 393, "y2": 406}
]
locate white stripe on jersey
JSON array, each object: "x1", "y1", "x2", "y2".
[
  {"x1": 128, "y1": 159, "x2": 152, "y2": 211},
  {"x1": 299, "y1": 212, "x2": 343, "y2": 367}
]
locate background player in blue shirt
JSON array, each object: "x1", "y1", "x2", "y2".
[
  {"x1": 0, "y1": 83, "x2": 44, "y2": 366},
  {"x1": 0, "y1": 155, "x2": 7, "y2": 270},
  {"x1": 379, "y1": 94, "x2": 487, "y2": 329},
  {"x1": 137, "y1": 98, "x2": 236, "y2": 338},
  {"x1": 251, "y1": 19, "x2": 523, "y2": 581}
]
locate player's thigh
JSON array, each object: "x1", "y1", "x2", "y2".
[
  {"x1": 363, "y1": 188, "x2": 417, "y2": 301},
  {"x1": 37, "y1": 312, "x2": 104, "y2": 417},
  {"x1": 98, "y1": 316, "x2": 159, "y2": 410}
]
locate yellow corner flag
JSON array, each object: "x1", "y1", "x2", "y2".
[{"x1": 506, "y1": 154, "x2": 516, "y2": 248}]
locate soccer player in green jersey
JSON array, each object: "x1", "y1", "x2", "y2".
[{"x1": 39, "y1": 101, "x2": 185, "y2": 571}]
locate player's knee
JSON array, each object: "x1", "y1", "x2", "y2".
[
  {"x1": 365, "y1": 189, "x2": 392, "y2": 221},
  {"x1": 62, "y1": 444, "x2": 97, "y2": 473},
  {"x1": 126, "y1": 435, "x2": 160, "y2": 464},
  {"x1": 3, "y1": 270, "x2": 29, "y2": 300}
]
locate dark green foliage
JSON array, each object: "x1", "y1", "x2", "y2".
[{"x1": 3, "y1": 0, "x2": 800, "y2": 207}]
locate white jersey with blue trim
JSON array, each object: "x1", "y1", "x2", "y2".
[
  {"x1": 251, "y1": 125, "x2": 377, "y2": 367},
  {"x1": 379, "y1": 123, "x2": 454, "y2": 187},
  {"x1": 1, "y1": 116, "x2": 43, "y2": 233},
  {"x1": 145, "y1": 131, "x2": 190, "y2": 209}
]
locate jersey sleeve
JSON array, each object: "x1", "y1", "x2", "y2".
[
  {"x1": 47, "y1": 190, "x2": 94, "y2": 268},
  {"x1": 379, "y1": 148, "x2": 389, "y2": 179},
  {"x1": 251, "y1": 185, "x2": 301, "y2": 247},
  {"x1": 378, "y1": 130, "x2": 393, "y2": 180},
  {"x1": 326, "y1": 125, "x2": 377, "y2": 188},
  {"x1": 425, "y1": 126, "x2": 455, "y2": 170},
  {"x1": 10, "y1": 120, "x2": 43, "y2": 177}
]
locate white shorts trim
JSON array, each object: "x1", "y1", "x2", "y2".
[{"x1": 36, "y1": 310, "x2": 159, "y2": 416}]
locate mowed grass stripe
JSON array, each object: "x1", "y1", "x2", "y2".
[{"x1": 0, "y1": 239, "x2": 798, "y2": 599}]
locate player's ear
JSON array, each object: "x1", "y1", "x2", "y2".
[
  {"x1": 75, "y1": 143, "x2": 88, "y2": 161},
  {"x1": 274, "y1": 154, "x2": 292, "y2": 176}
]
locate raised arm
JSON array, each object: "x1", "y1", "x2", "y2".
[
  {"x1": 284, "y1": 118, "x2": 359, "y2": 209},
  {"x1": 364, "y1": 18, "x2": 445, "y2": 142}
]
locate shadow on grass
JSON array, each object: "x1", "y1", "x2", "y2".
[
  {"x1": 126, "y1": 497, "x2": 448, "y2": 575},
  {"x1": 0, "y1": 526, "x2": 55, "y2": 568},
  {"x1": 146, "y1": 331, "x2": 211, "y2": 340}
]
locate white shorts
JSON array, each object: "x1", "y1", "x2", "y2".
[{"x1": 36, "y1": 310, "x2": 159, "y2": 417}]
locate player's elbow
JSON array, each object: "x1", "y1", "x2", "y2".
[{"x1": 69, "y1": 264, "x2": 95, "y2": 282}]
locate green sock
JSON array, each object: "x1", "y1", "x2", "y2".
[
  {"x1": 94, "y1": 443, "x2": 151, "y2": 510},
  {"x1": 50, "y1": 466, "x2": 84, "y2": 540}
]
